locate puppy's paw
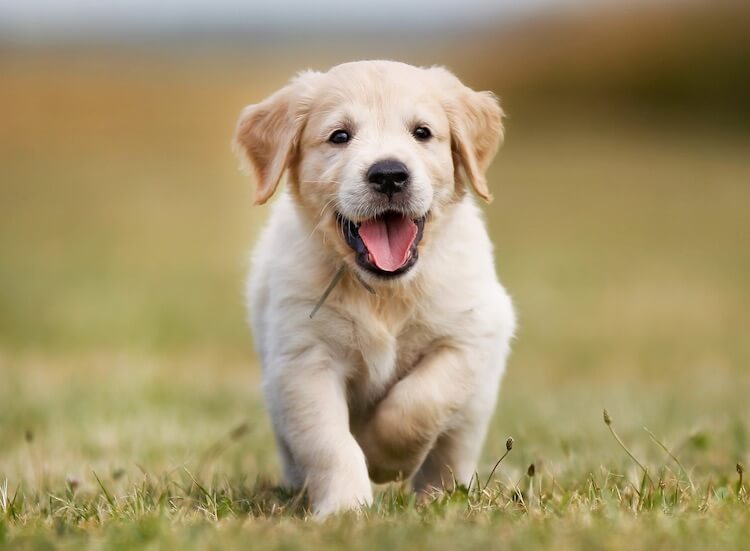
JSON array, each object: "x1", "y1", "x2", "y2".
[
  {"x1": 309, "y1": 445, "x2": 373, "y2": 519},
  {"x1": 313, "y1": 485, "x2": 372, "y2": 519},
  {"x1": 357, "y1": 419, "x2": 427, "y2": 484},
  {"x1": 312, "y1": 474, "x2": 373, "y2": 519}
]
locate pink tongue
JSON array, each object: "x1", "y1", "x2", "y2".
[{"x1": 359, "y1": 213, "x2": 418, "y2": 272}]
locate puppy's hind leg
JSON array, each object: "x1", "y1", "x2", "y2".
[{"x1": 411, "y1": 415, "x2": 490, "y2": 495}]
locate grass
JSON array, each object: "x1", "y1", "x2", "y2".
[
  {"x1": 1, "y1": 51, "x2": 749, "y2": 549},
  {"x1": 1, "y1": 357, "x2": 747, "y2": 550}
]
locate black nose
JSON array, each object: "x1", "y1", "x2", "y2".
[{"x1": 367, "y1": 159, "x2": 409, "y2": 198}]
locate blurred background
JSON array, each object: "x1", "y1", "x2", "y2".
[{"x1": 1, "y1": 0, "x2": 749, "y2": 487}]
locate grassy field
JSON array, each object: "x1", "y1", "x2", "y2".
[{"x1": 1, "y1": 52, "x2": 749, "y2": 549}]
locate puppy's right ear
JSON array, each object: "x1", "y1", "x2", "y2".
[{"x1": 232, "y1": 71, "x2": 319, "y2": 205}]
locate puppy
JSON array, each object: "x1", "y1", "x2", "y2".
[{"x1": 233, "y1": 60, "x2": 515, "y2": 517}]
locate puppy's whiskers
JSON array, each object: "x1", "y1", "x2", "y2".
[
  {"x1": 304, "y1": 179, "x2": 343, "y2": 185},
  {"x1": 306, "y1": 196, "x2": 338, "y2": 242}
]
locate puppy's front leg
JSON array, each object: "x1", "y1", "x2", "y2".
[
  {"x1": 267, "y1": 348, "x2": 372, "y2": 517},
  {"x1": 356, "y1": 345, "x2": 475, "y2": 483}
]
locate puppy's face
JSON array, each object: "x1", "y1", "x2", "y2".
[{"x1": 234, "y1": 61, "x2": 503, "y2": 282}]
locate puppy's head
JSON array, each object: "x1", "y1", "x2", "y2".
[{"x1": 234, "y1": 60, "x2": 503, "y2": 282}]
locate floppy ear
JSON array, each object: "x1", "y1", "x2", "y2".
[
  {"x1": 442, "y1": 77, "x2": 504, "y2": 203},
  {"x1": 232, "y1": 71, "x2": 318, "y2": 205}
]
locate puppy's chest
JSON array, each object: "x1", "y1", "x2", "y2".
[{"x1": 345, "y1": 312, "x2": 434, "y2": 405}]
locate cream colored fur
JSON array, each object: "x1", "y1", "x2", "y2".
[{"x1": 233, "y1": 60, "x2": 515, "y2": 518}]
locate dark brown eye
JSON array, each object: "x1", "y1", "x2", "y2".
[
  {"x1": 413, "y1": 126, "x2": 432, "y2": 141},
  {"x1": 329, "y1": 130, "x2": 351, "y2": 144}
]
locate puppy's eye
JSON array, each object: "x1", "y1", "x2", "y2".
[
  {"x1": 413, "y1": 126, "x2": 432, "y2": 141},
  {"x1": 329, "y1": 130, "x2": 351, "y2": 144}
]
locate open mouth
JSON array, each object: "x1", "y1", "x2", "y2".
[{"x1": 338, "y1": 211, "x2": 426, "y2": 278}]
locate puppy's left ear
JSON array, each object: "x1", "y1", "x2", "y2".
[
  {"x1": 440, "y1": 71, "x2": 504, "y2": 203},
  {"x1": 233, "y1": 71, "x2": 319, "y2": 205}
]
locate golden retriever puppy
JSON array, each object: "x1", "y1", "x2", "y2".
[{"x1": 233, "y1": 60, "x2": 515, "y2": 517}]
